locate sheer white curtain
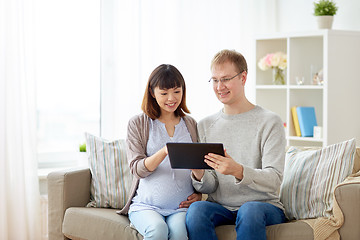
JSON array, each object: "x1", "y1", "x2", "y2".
[
  {"x1": 0, "y1": 0, "x2": 41, "y2": 239},
  {"x1": 101, "y1": 0, "x2": 277, "y2": 139}
]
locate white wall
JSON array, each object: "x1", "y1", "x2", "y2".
[
  {"x1": 100, "y1": 0, "x2": 279, "y2": 139},
  {"x1": 276, "y1": 0, "x2": 360, "y2": 32},
  {"x1": 34, "y1": 0, "x2": 360, "y2": 142},
  {"x1": 99, "y1": 0, "x2": 360, "y2": 140}
]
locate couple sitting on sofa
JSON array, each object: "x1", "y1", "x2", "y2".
[{"x1": 118, "y1": 49, "x2": 286, "y2": 240}]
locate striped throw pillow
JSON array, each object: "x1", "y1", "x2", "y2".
[
  {"x1": 85, "y1": 133, "x2": 132, "y2": 209},
  {"x1": 280, "y1": 138, "x2": 356, "y2": 220}
]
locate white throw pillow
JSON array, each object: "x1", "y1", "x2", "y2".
[
  {"x1": 280, "y1": 138, "x2": 356, "y2": 220},
  {"x1": 85, "y1": 133, "x2": 132, "y2": 209}
]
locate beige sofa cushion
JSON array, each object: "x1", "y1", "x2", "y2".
[
  {"x1": 285, "y1": 146, "x2": 360, "y2": 174},
  {"x1": 352, "y1": 147, "x2": 360, "y2": 173},
  {"x1": 63, "y1": 207, "x2": 313, "y2": 240},
  {"x1": 85, "y1": 133, "x2": 133, "y2": 209},
  {"x1": 63, "y1": 207, "x2": 143, "y2": 240},
  {"x1": 280, "y1": 138, "x2": 356, "y2": 220}
]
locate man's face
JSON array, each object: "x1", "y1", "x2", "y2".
[{"x1": 210, "y1": 61, "x2": 245, "y2": 106}]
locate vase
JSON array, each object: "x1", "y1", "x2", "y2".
[
  {"x1": 316, "y1": 16, "x2": 334, "y2": 29},
  {"x1": 77, "y1": 152, "x2": 88, "y2": 167},
  {"x1": 272, "y1": 67, "x2": 285, "y2": 85}
]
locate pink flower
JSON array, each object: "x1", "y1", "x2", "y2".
[
  {"x1": 258, "y1": 52, "x2": 287, "y2": 71},
  {"x1": 264, "y1": 53, "x2": 274, "y2": 67}
]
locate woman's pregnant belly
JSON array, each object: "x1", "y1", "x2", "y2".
[{"x1": 133, "y1": 168, "x2": 194, "y2": 210}]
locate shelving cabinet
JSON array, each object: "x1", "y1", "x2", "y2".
[{"x1": 254, "y1": 30, "x2": 360, "y2": 147}]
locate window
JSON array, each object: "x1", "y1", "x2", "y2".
[{"x1": 35, "y1": 0, "x2": 100, "y2": 168}]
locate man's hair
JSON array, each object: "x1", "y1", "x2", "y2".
[
  {"x1": 141, "y1": 64, "x2": 190, "y2": 119},
  {"x1": 211, "y1": 49, "x2": 248, "y2": 73}
]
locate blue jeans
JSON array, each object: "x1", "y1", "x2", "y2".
[
  {"x1": 129, "y1": 210, "x2": 188, "y2": 240},
  {"x1": 186, "y1": 201, "x2": 285, "y2": 240}
]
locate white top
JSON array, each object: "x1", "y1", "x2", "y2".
[{"x1": 129, "y1": 118, "x2": 194, "y2": 216}]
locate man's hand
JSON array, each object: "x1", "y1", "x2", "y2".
[
  {"x1": 179, "y1": 192, "x2": 202, "y2": 208},
  {"x1": 204, "y1": 150, "x2": 244, "y2": 180}
]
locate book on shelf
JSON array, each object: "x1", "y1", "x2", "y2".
[
  {"x1": 291, "y1": 106, "x2": 301, "y2": 137},
  {"x1": 296, "y1": 106, "x2": 318, "y2": 137}
]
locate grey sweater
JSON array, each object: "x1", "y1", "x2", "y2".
[{"x1": 193, "y1": 105, "x2": 285, "y2": 211}]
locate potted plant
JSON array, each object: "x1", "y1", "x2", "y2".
[
  {"x1": 314, "y1": 0, "x2": 338, "y2": 29},
  {"x1": 79, "y1": 143, "x2": 86, "y2": 152}
]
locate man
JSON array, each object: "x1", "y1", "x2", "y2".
[{"x1": 186, "y1": 49, "x2": 286, "y2": 240}]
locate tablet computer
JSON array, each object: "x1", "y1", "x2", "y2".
[{"x1": 166, "y1": 142, "x2": 224, "y2": 169}]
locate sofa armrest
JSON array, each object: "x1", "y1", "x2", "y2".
[
  {"x1": 336, "y1": 182, "x2": 360, "y2": 240},
  {"x1": 48, "y1": 168, "x2": 91, "y2": 240}
]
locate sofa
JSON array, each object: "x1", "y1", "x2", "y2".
[{"x1": 48, "y1": 146, "x2": 360, "y2": 240}]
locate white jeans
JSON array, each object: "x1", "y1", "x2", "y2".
[{"x1": 129, "y1": 210, "x2": 188, "y2": 240}]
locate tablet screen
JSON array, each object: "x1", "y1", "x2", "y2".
[{"x1": 166, "y1": 142, "x2": 224, "y2": 169}]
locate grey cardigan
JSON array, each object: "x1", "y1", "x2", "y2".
[{"x1": 118, "y1": 113, "x2": 198, "y2": 215}]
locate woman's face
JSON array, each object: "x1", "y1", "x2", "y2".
[{"x1": 152, "y1": 86, "x2": 183, "y2": 115}]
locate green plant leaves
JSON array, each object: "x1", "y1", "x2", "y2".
[{"x1": 314, "y1": 0, "x2": 338, "y2": 16}]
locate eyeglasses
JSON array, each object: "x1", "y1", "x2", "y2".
[{"x1": 208, "y1": 71, "x2": 244, "y2": 84}]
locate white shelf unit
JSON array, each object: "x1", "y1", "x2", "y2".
[{"x1": 254, "y1": 30, "x2": 360, "y2": 147}]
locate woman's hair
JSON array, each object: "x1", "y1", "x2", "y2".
[
  {"x1": 141, "y1": 64, "x2": 190, "y2": 119},
  {"x1": 211, "y1": 49, "x2": 248, "y2": 74}
]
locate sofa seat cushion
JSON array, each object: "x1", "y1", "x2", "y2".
[
  {"x1": 63, "y1": 207, "x2": 313, "y2": 240},
  {"x1": 215, "y1": 221, "x2": 313, "y2": 240},
  {"x1": 266, "y1": 221, "x2": 313, "y2": 240},
  {"x1": 63, "y1": 207, "x2": 143, "y2": 240}
]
